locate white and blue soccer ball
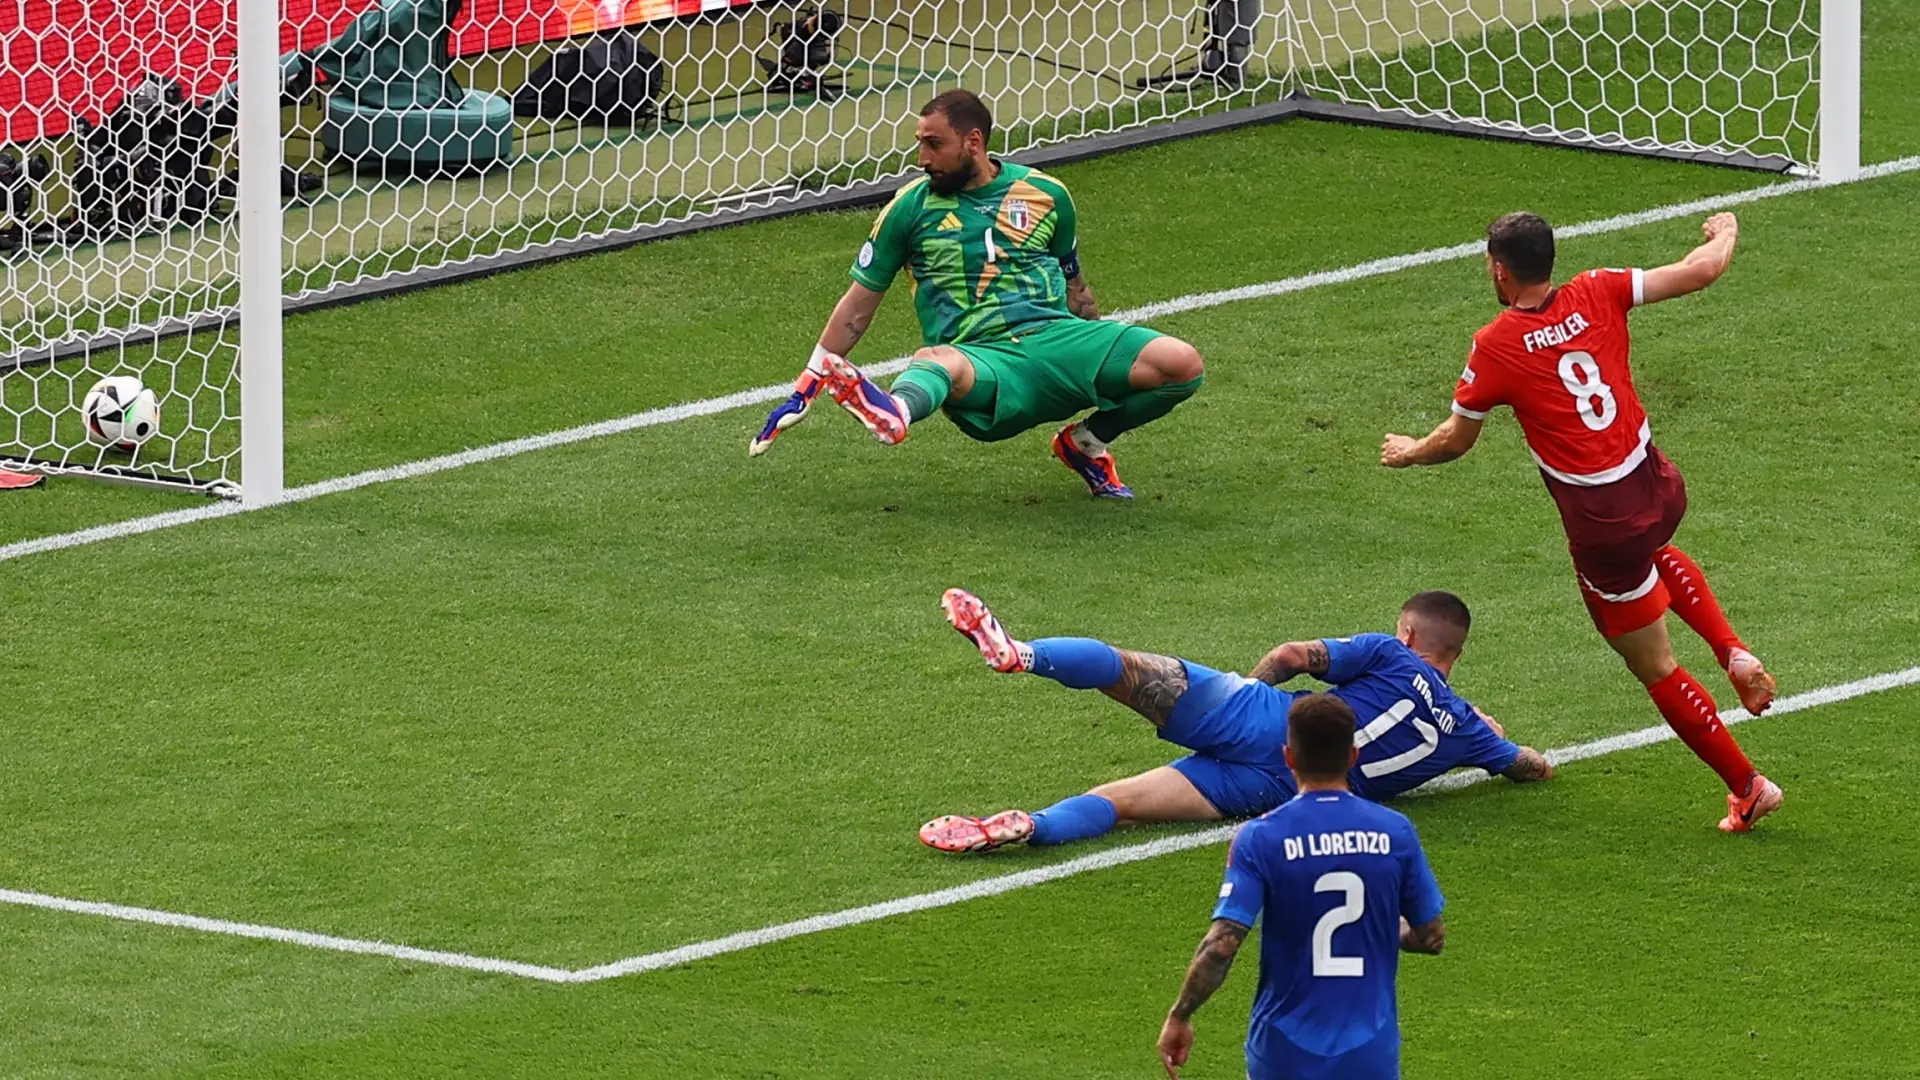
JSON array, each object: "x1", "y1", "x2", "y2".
[{"x1": 82, "y1": 376, "x2": 161, "y2": 452}]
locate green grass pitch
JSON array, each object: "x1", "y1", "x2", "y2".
[{"x1": 2, "y1": 4, "x2": 1919, "y2": 1077}]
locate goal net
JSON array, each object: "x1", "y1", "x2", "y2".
[
  {"x1": 1287, "y1": 0, "x2": 1820, "y2": 171},
  {"x1": 1, "y1": 3, "x2": 248, "y2": 493},
  {"x1": 0, "y1": 0, "x2": 1839, "y2": 496}
]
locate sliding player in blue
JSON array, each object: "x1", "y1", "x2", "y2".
[
  {"x1": 1155, "y1": 692, "x2": 1446, "y2": 1080},
  {"x1": 919, "y1": 588, "x2": 1552, "y2": 853}
]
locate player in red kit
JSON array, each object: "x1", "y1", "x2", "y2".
[{"x1": 1379, "y1": 210, "x2": 1782, "y2": 833}]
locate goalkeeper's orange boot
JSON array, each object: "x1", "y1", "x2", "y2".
[
  {"x1": 748, "y1": 363, "x2": 826, "y2": 457},
  {"x1": 820, "y1": 354, "x2": 909, "y2": 446},
  {"x1": 941, "y1": 588, "x2": 1031, "y2": 674},
  {"x1": 919, "y1": 810, "x2": 1034, "y2": 853},
  {"x1": 1718, "y1": 774, "x2": 1783, "y2": 833},
  {"x1": 1051, "y1": 423, "x2": 1133, "y2": 499}
]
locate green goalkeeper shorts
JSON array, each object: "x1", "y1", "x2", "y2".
[{"x1": 944, "y1": 319, "x2": 1164, "y2": 443}]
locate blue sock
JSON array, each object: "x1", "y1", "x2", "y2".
[
  {"x1": 1029, "y1": 794, "x2": 1120, "y2": 846},
  {"x1": 1028, "y1": 637, "x2": 1124, "y2": 689}
]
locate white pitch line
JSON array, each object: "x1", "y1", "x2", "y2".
[
  {"x1": 4, "y1": 154, "x2": 1918, "y2": 567},
  {"x1": 570, "y1": 664, "x2": 1920, "y2": 981},
  {"x1": 1409, "y1": 663, "x2": 1920, "y2": 796},
  {"x1": 566, "y1": 821, "x2": 1241, "y2": 982},
  {"x1": 6, "y1": 664, "x2": 1916, "y2": 982},
  {"x1": 0, "y1": 888, "x2": 574, "y2": 983}
]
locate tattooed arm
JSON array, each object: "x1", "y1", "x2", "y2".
[
  {"x1": 1171, "y1": 919, "x2": 1248, "y2": 1018},
  {"x1": 1503, "y1": 746, "x2": 1553, "y2": 783},
  {"x1": 1158, "y1": 919, "x2": 1249, "y2": 1076},
  {"x1": 1400, "y1": 915, "x2": 1446, "y2": 955},
  {"x1": 817, "y1": 282, "x2": 887, "y2": 358},
  {"x1": 1475, "y1": 708, "x2": 1552, "y2": 782},
  {"x1": 1250, "y1": 639, "x2": 1330, "y2": 686}
]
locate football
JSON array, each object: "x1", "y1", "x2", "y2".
[{"x1": 81, "y1": 375, "x2": 161, "y2": 451}]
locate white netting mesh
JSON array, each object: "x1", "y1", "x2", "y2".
[
  {"x1": 0, "y1": 1, "x2": 1822, "y2": 493},
  {"x1": 1288, "y1": 1, "x2": 1818, "y2": 167},
  {"x1": 270, "y1": 0, "x2": 1280, "y2": 299}
]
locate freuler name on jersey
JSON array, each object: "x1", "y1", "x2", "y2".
[{"x1": 1522, "y1": 310, "x2": 1591, "y2": 353}]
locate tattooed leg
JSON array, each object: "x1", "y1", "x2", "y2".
[{"x1": 1098, "y1": 650, "x2": 1191, "y2": 727}]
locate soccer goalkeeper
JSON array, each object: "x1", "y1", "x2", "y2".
[{"x1": 749, "y1": 89, "x2": 1206, "y2": 499}]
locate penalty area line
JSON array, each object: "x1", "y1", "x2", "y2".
[
  {"x1": 4, "y1": 664, "x2": 1915, "y2": 983},
  {"x1": 571, "y1": 663, "x2": 1920, "y2": 982},
  {"x1": 2, "y1": 153, "x2": 1917, "y2": 566},
  {"x1": 0, "y1": 888, "x2": 575, "y2": 983}
]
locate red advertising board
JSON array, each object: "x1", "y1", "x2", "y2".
[{"x1": 0, "y1": 0, "x2": 757, "y2": 143}]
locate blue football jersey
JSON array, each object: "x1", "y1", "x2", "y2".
[
  {"x1": 1214, "y1": 791, "x2": 1444, "y2": 1080},
  {"x1": 1323, "y1": 633, "x2": 1521, "y2": 800}
]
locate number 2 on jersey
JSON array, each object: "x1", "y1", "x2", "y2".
[
  {"x1": 1558, "y1": 350, "x2": 1618, "y2": 431},
  {"x1": 1312, "y1": 872, "x2": 1366, "y2": 977}
]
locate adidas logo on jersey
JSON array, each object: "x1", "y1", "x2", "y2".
[{"x1": 936, "y1": 212, "x2": 963, "y2": 232}]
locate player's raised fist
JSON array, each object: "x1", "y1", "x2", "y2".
[
  {"x1": 1381, "y1": 433, "x2": 1420, "y2": 468},
  {"x1": 1702, "y1": 212, "x2": 1738, "y2": 241}
]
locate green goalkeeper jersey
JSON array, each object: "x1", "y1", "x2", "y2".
[{"x1": 848, "y1": 161, "x2": 1080, "y2": 347}]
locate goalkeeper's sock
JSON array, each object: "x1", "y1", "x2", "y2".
[
  {"x1": 1028, "y1": 637, "x2": 1124, "y2": 690},
  {"x1": 1029, "y1": 793, "x2": 1119, "y2": 846},
  {"x1": 1084, "y1": 375, "x2": 1204, "y2": 443},
  {"x1": 889, "y1": 360, "x2": 953, "y2": 424}
]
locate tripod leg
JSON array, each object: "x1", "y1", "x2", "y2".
[{"x1": 1135, "y1": 0, "x2": 1259, "y2": 89}]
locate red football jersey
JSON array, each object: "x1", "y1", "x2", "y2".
[{"x1": 1453, "y1": 267, "x2": 1651, "y2": 486}]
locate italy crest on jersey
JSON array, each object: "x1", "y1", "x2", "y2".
[{"x1": 1005, "y1": 198, "x2": 1031, "y2": 232}]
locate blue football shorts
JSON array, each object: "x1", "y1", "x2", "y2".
[{"x1": 1160, "y1": 660, "x2": 1299, "y2": 818}]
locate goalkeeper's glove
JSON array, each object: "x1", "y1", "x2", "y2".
[{"x1": 748, "y1": 345, "x2": 832, "y2": 457}]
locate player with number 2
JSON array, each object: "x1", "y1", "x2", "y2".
[
  {"x1": 1381, "y1": 211, "x2": 1781, "y2": 832},
  {"x1": 1157, "y1": 694, "x2": 1448, "y2": 1080}
]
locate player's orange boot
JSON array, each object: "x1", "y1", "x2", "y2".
[
  {"x1": 919, "y1": 810, "x2": 1034, "y2": 853},
  {"x1": 1726, "y1": 648, "x2": 1776, "y2": 715},
  {"x1": 1717, "y1": 774, "x2": 1783, "y2": 833},
  {"x1": 1051, "y1": 423, "x2": 1133, "y2": 499},
  {"x1": 941, "y1": 588, "x2": 1032, "y2": 673},
  {"x1": 820, "y1": 353, "x2": 909, "y2": 446}
]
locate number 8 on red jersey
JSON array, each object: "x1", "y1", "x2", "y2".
[{"x1": 1453, "y1": 267, "x2": 1652, "y2": 487}]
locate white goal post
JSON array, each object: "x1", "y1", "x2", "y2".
[{"x1": 0, "y1": 0, "x2": 1861, "y2": 501}]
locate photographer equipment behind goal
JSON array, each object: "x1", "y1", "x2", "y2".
[{"x1": 760, "y1": 7, "x2": 844, "y2": 101}]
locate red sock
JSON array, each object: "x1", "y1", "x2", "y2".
[
  {"x1": 1648, "y1": 668, "x2": 1756, "y2": 793},
  {"x1": 1654, "y1": 545, "x2": 1746, "y2": 669}
]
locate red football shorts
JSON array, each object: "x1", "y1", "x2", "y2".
[{"x1": 1541, "y1": 448, "x2": 1689, "y2": 638}]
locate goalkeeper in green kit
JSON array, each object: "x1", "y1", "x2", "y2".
[{"x1": 749, "y1": 89, "x2": 1206, "y2": 498}]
